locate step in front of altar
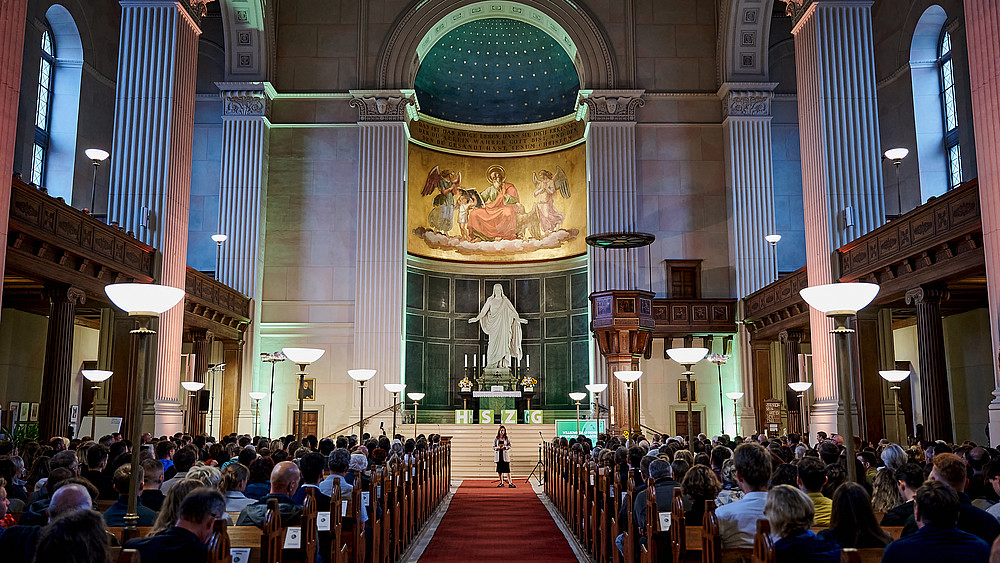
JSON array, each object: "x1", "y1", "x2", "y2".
[{"x1": 424, "y1": 423, "x2": 555, "y2": 479}]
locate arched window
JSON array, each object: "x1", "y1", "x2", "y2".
[
  {"x1": 939, "y1": 31, "x2": 961, "y2": 189},
  {"x1": 30, "y1": 28, "x2": 55, "y2": 187}
]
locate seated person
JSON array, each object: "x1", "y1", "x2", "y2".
[
  {"x1": 681, "y1": 465, "x2": 721, "y2": 525},
  {"x1": 881, "y1": 463, "x2": 923, "y2": 526},
  {"x1": 126, "y1": 487, "x2": 226, "y2": 563},
  {"x1": 33, "y1": 509, "x2": 110, "y2": 563},
  {"x1": 319, "y1": 448, "x2": 368, "y2": 524},
  {"x1": 18, "y1": 467, "x2": 75, "y2": 526},
  {"x1": 796, "y1": 457, "x2": 831, "y2": 526},
  {"x1": 220, "y1": 463, "x2": 255, "y2": 513},
  {"x1": 82, "y1": 444, "x2": 117, "y2": 500},
  {"x1": 765, "y1": 485, "x2": 840, "y2": 562},
  {"x1": 292, "y1": 453, "x2": 331, "y2": 511},
  {"x1": 103, "y1": 464, "x2": 158, "y2": 526},
  {"x1": 816, "y1": 482, "x2": 890, "y2": 548},
  {"x1": 882, "y1": 480, "x2": 990, "y2": 562},
  {"x1": 900, "y1": 453, "x2": 1000, "y2": 544},
  {"x1": 0, "y1": 483, "x2": 93, "y2": 562},
  {"x1": 716, "y1": 443, "x2": 771, "y2": 548},
  {"x1": 236, "y1": 461, "x2": 302, "y2": 526},
  {"x1": 244, "y1": 457, "x2": 274, "y2": 500},
  {"x1": 139, "y1": 459, "x2": 165, "y2": 511}
]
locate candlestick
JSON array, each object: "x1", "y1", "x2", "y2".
[
  {"x1": 526, "y1": 354, "x2": 529, "y2": 368},
  {"x1": 464, "y1": 354, "x2": 468, "y2": 367}
]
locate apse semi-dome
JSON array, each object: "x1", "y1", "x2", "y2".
[{"x1": 414, "y1": 18, "x2": 581, "y2": 125}]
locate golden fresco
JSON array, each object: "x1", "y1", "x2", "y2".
[{"x1": 407, "y1": 143, "x2": 587, "y2": 263}]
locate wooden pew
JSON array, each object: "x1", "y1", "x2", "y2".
[
  {"x1": 117, "y1": 549, "x2": 141, "y2": 563},
  {"x1": 840, "y1": 547, "x2": 884, "y2": 563},
  {"x1": 622, "y1": 472, "x2": 638, "y2": 563},
  {"x1": 750, "y1": 519, "x2": 773, "y2": 563},
  {"x1": 260, "y1": 498, "x2": 283, "y2": 563},
  {"x1": 206, "y1": 519, "x2": 231, "y2": 563},
  {"x1": 701, "y1": 500, "x2": 753, "y2": 563}
]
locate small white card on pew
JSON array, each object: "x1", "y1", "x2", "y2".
[
  {"x1": 317, "y1": 511, "x2": 331, "y2": 531},
  {"x1": 658, "y1": 512, "x2": 672, "y2": 531},
  {"x1": 590, "y1": 474, "x2": 595, "y2": 486},
  {"x1": 284, "y1": 526, "x2": 302, "y2": 549},
  {"x1": 230, "y1": 548, "x2": 251, "y2": 563},
  {"x1": 377, "y1": 486, "x2": 382, "y2": 497},
  {"x1": 412, "y1": 467, "x2": 417, "y2": 476},
  {"x1": 341, "y1": 500, "x2": 349, "y2": 516},
  {"x1": 362, "y1": 491, "x2": 370, "y2": 506}
]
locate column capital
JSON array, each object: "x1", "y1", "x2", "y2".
[
  {"x1": 718, "y1": 82, "x2": 778, "y2": 118},
  {"x1": 577, "y1": 89, "x2": 645, "y2": 122},
  {"x1": 778, "y1": 329, "x2": 804, "y2": 344},
  {"x1": 786, "y1": 0, "x2": 874, "y2": 27},
  {"x1": 45, "y1": 284, "x2": 86, "y2": 305},
  {"x1": 188, "y1": 329, "x2": 215, "y2": 343},
  {"x1": 216, "y1": 81, "x2": 274, "y2": 118},
  {"x1": 905, "y1": 286, "x2": 948, "y2": 306},
  {"x1": 349, "y1": 89, "x2": 417, "y2": 122}
]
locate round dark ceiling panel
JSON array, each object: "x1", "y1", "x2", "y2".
[{"x1": 414, "y1": 18, "x2": 581, "y2": 125}]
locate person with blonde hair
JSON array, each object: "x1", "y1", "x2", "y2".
[
  {"x1": 150, "y1": 479, "x2": 202, "y2": 536},
  {"x1": 764, "y1": 484, "x2": 840, "y2": 561},
  {"x1": 185, "y1": 465, "x2": 222, "y2": 489},
  {"x1": 220, "y1": 463, "x2": 254, "y2": 513}
]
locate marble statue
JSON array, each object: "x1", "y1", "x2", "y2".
[{"x1": 469, "y1": 284, "x2": 527, "y2": 368}]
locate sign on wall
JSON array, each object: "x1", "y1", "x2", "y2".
[{"x1": 555, "y1": 419, "x2": 606, "y2": 442}]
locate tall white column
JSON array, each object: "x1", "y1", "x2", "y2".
[
  {"x1": 349, "y1": 91, "x2": 413, "y2": 422},
  {"x1": 963, "y1": 0, "x2": 1000, "y2": 443},
  {"x1": 719, "y1": 83, "x2": 779, "y2": 433},
  {"x1": 216, "y1": 81, "x2": 272, "y2": 434},
  {"x1": 787, "y1": 0, "x2": 885, "y2": 436},
  {"x1": 109, "y1": 1, "x2": 201, "y2": 436},
  {"x1": 0, "y1": 0, "x2": 28, "y2": 329}
]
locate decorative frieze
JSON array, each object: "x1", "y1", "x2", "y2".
[
  {"x1": 578, "y1": 90, "x2": 645, "y2": 122},
  {"x1": 349, "y1": 90, "x2": 416, "y2": 122}
]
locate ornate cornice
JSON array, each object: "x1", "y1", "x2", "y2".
[
  {"x1": 217, "y1": 81, "x2": 273, "y2": 118},
  {"x1": 349, "y1": 90, "x2": 416, "y2": 122},
  {"x1": 718, "y1": 82, "x2": 777, "y2": 117},
  {"x1": 577, "y1": 89, "x2": 645, "y2": 122},
  {"x1": 784, "y1": 0, "x2": 812, "y2": 25},
  {"x1": 180, "y1": 0, "x2": 215, "y2": 25}
]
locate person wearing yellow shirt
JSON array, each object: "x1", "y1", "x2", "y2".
[{"x1": 797, "y1": 457, "x2": 832, "y2": 527}]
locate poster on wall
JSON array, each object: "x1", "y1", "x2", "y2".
[{"x1": 407, "y1": 143, "x2": 587, "y2": 263}]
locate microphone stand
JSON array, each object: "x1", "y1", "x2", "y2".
[{"x1": 527, "y1": 430, "x2": 545, "y2": 485}]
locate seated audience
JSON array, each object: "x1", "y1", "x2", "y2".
[
  {"x1": 871, "y1": 463, "x2": 904, "y2": 513},
  {"x1": 155, "y1": 440, "x2": 176, "y2": 479},
  {"x1": 292, "y1": 452, "x2": 332, "y2": 511},
  {"x1": 0, "y1": 459, "x2": 26, "y2": 503},
  {"x1": 125, "y1": 487, "x2": 226, "y2": 563},
  {"x1": 0, "y1": 483, "x2": 93, "y2": 561},
  {"x1": 715, "y1": 458, "x2": 744, "y2": 507},
  {"x1": 150, "y1": 480, "x2": 202, "y2": 536},
  {"x1": 905, "y1": 452, "x2": 1000, "y2": 544},
  {"x1": 161, "y1": 446, "x2": 197, "y2": 494},
  {"x1": 244, "y1": 457, "x2": 274, "y2": 500},
  {"x1": 0, "y1": 477, "x2": 13, "y2": 531},
  {"x1": 320, "y1": 448, "x2": 354, "y2": 499},
  {"x1": 139, "y1": 459, "x2": 165, "y2": 511},
  {"x1": 103, "y1": 464, "x2": 157, "y2": 526},
  {"x1": 817, "y1": 482, "x2": 890, "y2": 548},
  {"x1": 681, "y1": 464, "x2": 721, "y2": 525},
  {"x1": 237, "y1": 460, "x2": 302, "y2": 526},
  {"x1": 185, "y1": 465, "x2": 222, "y2": 489},
  {"x1": 882, "y1": 462, "x2": 924, "y2": 526},
  {"x1": 765, "y1": 484, "x2": 840, "y2": 562},
  {"x1": 81, "y1": 445, "x2": 116, "y2": 500},
  {"x1": 220, "y1": 463, "x2": 255, "y2": 513},
  {"x1": 32, "y1": 509, "x2": 110, "y2": 563},
  {"x1": 716, "y1": 443, "x2": 771, "y2": 548},
  {"x1": 883, "y1": 480, "x2": 990, "y2": 562},
  {"x1": 796, "y1": 457, "x2": 831, "y2": 526}
]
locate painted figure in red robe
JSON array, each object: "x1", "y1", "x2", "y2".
[{"x1": 467, "y1": 165, "x2": 521, "y2": 240}]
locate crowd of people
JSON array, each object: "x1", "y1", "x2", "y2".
[
  {"x1": 555, "y1": 430, "x2": 1000, "y2": 562},
  {"x1": 0, "y1": 430, "x2": 443, "y2": 563}
]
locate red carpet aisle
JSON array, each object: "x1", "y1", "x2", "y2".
[{"x1": 418, "y1": 480, "x2": 578, "y2": 562}]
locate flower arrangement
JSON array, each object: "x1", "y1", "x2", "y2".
[
  {"x1": 520, "y1": 376, "x2": 538, "y2": 387},
  {"x1": 459, "y1": 377, "x2": 473, "y2": 389}
]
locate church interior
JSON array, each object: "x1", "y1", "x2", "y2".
[{"x1": 0, "y1": 0, "x2": 1000, "y2": 558}]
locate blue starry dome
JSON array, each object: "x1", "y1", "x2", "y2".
[{"x1": 414, "y1": 18, "x2": 581, "y2": 125}]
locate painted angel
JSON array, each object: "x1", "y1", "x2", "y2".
[
  {"x1": 421, "y1": 166, "x2": 462, "y2": 233},
  {"x1": 531, "y1": 166, "x2": 570, "y2": 234}
]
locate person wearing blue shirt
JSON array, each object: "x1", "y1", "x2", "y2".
[{"x1": 882, "y1": 480, "x2": 990, "y2": 563}]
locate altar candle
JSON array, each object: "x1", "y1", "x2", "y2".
[
  {"x1": 464, "y1": 354, "x2": 468, "y2": 367},
  {"x1": 526, "y1": 354, "x2": 529, "y2": 368},
  {"x1": 482, "y1": 355, "x2": 486, "y2": 367},
  {"x1": 473, "y1": 355, "x2": 476, "y2": 367}
]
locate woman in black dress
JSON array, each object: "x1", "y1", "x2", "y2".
[{"x1": 494, "y1": 425, "x2": 514, "y2": 488}]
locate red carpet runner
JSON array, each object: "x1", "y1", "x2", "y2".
[{"x1": 418, "y1": 480, "x2": 578, "y2": 562}]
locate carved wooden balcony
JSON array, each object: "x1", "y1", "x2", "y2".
[
  {"x1": 184, "y1": 267, "x2": 251, "y2": 340},
  {"x1": 741, "y1": 266, "x2": 810, "y2": 340},
  {"x1": 650, "y1": 297, "x2": 738, "y2": 337}
]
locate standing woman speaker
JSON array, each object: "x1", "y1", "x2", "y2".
[{"x1": 494, "y1": 425, "x2": 514, "y2": 487}]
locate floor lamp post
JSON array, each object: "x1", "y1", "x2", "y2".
[
  {"x1": 84, "y1": 148, "x2": 109, "y2": 214},
  {"x1": 668, "y1": 348, "x2": 709, "y2": 449},
  {"x1": 613, "y1": 371, "x2": 643, "y2": 440},
  {"x1": 282, "y1": 347, "x2": 325, "y2": 442},
  {"x1": 800, "y1": 282, "x2": 880, "y2": 483},
  {"x1": 585, "y1": 383, "x2": 607, "y2": 436},
  {"x1": 384, "y1": 383, "x2": 406, "y2": 439},
  {"x1": 708, "y1": 353, "x2": 729, "y2": 435},
  {"x1": 104, "y1": 283, "x2": 185, "y2": 534},
  {"x1": 408, "y1": 393, "x2": 425, "y2": 438},
  {"x1": 181, "y1": 381, "x2": 205, "y2": 434},
  {"x1": 880, "y1": 370, "x2": 911, "y2": 444},
  {"x1": 348, "y1": 369, "x2": 377, "y2": 439},
  {"x1": 207, "y1": 363, "x2": 225, "y2": 437},
  {"x1": 883, "y1": 148, "x2": 909, "y2": 217},
  {"x1": 81, "y1": 370, "x2": 112, "y2": 439},
  {"x1": 726, "y1": 392, "x2": 744, "y2": 437},
  {"x1": 788, "y1": 382, "x2": 813, "y2": 440},
  {"x1": 249, "y1": 392, "x2": 266, "y2": 436},
  {"x1": 211, "y1": 234, "x2": 228, "y2": 281},
  {"x1": 569, "y1": 392, "x2": 587, "y2": 437},
  {"x1": 261, "y1": 352, "x2": 286, "y2": 438}
]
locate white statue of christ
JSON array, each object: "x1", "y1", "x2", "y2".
[{"x1": 469, "y1": 284, "x2": 528, "y2": 368}]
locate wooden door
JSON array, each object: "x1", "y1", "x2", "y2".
[
  {"x1": 293, "y1": 411, "x2": 319, "y2": 437},
  {"x1": 674, "y1": 411, "x2": 701, "y2": 437}
]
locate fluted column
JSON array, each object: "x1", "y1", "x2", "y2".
[
  {"x1": 787, "y1": 0, "x2": 885, "y2": 436},
  {"x1": 216, "y1": 82, "x2": 271, "y2": 433},
  {"x1": 963, "y1": 0, "x2": 1000, "y2": 442},
  {"x1": 0, "y1": 1, "x2": 28, "y2": 327},
  {"x1": 39, "y1": 286, "x2": 86, "y2": 440},
  {"x1": 720, "y1": 83, "x2": 779, "y2": 432},
  {"x1": 108, "y1": 1, "x2": 201, "y2": 436},
  {"x1": 189, "y1": 330, "x2": 213, "y2": 436},
  {"x1": 580, "y1": 90, "x2": 644, "y2": 394},
  {"x1": 349, "y1": 91, "x2": 414, "y2": 418},
  {"x1": 905, "y1": 287, "x2": 951, "y2": 442},
  {"x1": 779, "y1": 330, "x2": 804, "y2": 434}
]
